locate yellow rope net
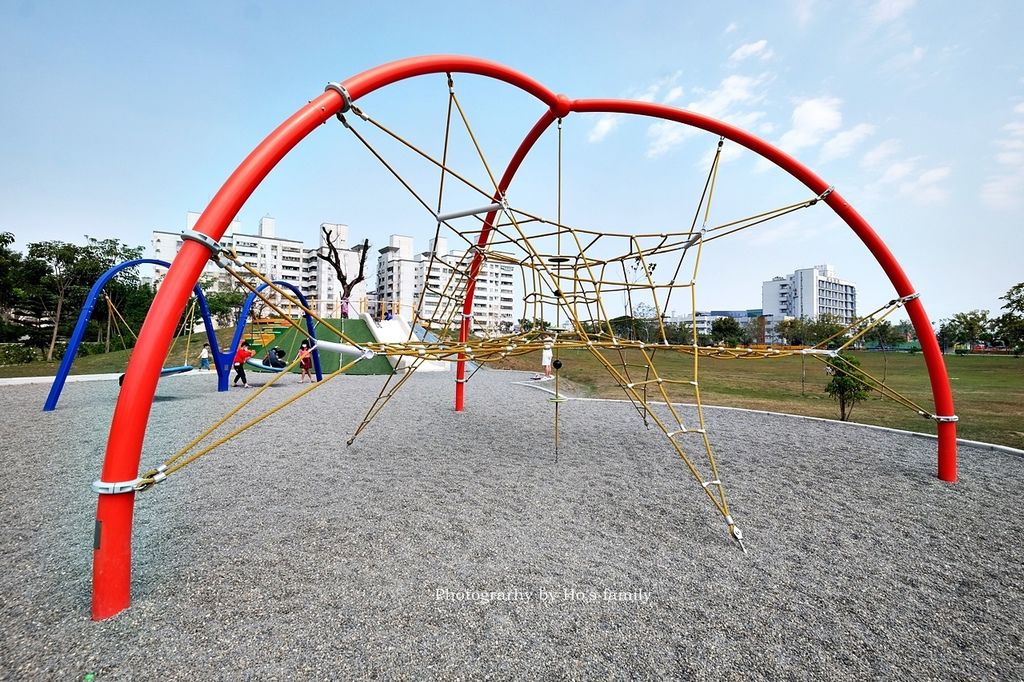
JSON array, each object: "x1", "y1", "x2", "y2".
[{"x1": 136, "y1": 74, "x2": 935, "y2": 553}]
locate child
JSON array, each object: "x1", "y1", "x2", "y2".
[
  {"x1": 541, "y1": 337, "x2": 553, "y2": 380},
  {"x1": 298, "y1": 341, "x2": 314, "y2": 383},
  {"x1": 198, "y1": 343, "x2": 211, "y2": 371},
  {"x1": 263, "y1": 346, "x2": 287, "y2": 369},
  {"x1": 233, "y1": 340, "x2": 255, "y2": 388}
]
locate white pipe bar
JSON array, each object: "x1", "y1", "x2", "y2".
[
  {"x1": 314, "y1": 340, "x2": 375, "y2": 359},
  {"x1": 436, "y1": 202, "x2": 503, "y2": 222}
]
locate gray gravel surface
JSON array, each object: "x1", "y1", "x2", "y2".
[{"x1": 0, "y1": 368, "x2": 1021, "y2": 680}]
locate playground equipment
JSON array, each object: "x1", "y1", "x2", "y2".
[
  {"x1": 90, "y1": 56, "x2": 957, "y2": 620},
  {"x1": 43, "y1": 259, "x2": 224, "y2": 411},
  {"x1": 222, "y1": 280, "x2": 324, "y2": 388}
]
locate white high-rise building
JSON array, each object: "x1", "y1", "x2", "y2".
[
  {"x1": 762, "y1": 264, "x2": 857, "y2": 325},
  {"x1": 374, "y1": 235, "x2": 416, "y2": 318},
  {"x1": 151, "y1": 212, "x2": 240, "y2": 292},
  {"x1": 151, "y1": 213, "x2": 368, "y2": 321},
  {"x1": 411, "y1": 237, "x2": 516, "y2": 332}
]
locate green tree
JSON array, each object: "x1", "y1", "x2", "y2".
[
  {"x1": 995, "y1": 282, "x2": 1024, "y2": 355},
  {"x1": 745, "y1": 315, "x2": 767, "y2": 345},
  {"x1": 26, "y1": 241, "x2": 93, "y2": 361},
  {"x1": 950, "y1": 310, "x2": 990, "y2": 348},
  {"x1": 894, "y1": 319, "x2": 915, "y2": 341},
  {"x1": 775, "y1": 317, "x2": 808, "y2": 345},
  {"x1": 25, "y1": 237, "x2": 146, "y2": 361},
  {"x1": 808, "y1": 313, "x2": 846, "y2": 347},
  {"x1": 871, "y1": 320, "x2": 902, "y2": 349},
  {"x1": 710, "y1": 316, "x2": 749, "y2": 346},
  {"x1": 936, "y1": 319, "x2": 959, "y2": 353},
  {"x1": 0, "y1": 232, "x2": 18, "y2": 313},
  {"x1": 825, "y1": 352, "x2": 871, "y2": 421},
  {"x1": 200, "y1": 277, "x2": 246, "y2": 327}
]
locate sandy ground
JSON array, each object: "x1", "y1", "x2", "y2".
[{"x1": 0, "y1": 368, "x2": 1021, "y2": 680}]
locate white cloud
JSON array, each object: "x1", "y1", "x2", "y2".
[
  {"x1": 690, "y1": 74, "x2": 767, "y2": 118},
  {"x1": 899, "y1": 165, "x2": 951, "y2": 202},
  {"x1": 587, "y1": 73, "x2": 682, "y2": 143},
  {"x1": 996, "y1": 151, "x2": 1024, "y2": 165},
  {"x1": 646, "y1": 74, "x2": 768, "y2": 157},
  {"x1": 723, "y1": 22, "x2": 738, "y2": 34},
  {"x1": 794, "y1": 0, "x2": 817, "y2": 28},
  {"x1": 870, "y1": 0, "x2": 916, "y2": 23},
  {"x1": 588, "y1": 114, "x2": 622, "y2": 143},
  {"x1": 746, "y1": 217, "x2": 833, "y2": 247},
  {"x1": 864, "y1": 152, "x2": 950, "y2": 204},
  {"x1": 698, "y1": 143, "x2": 744, "y2": 170},
  {"x1": 729, "y1": 40, "x2": 774, "y2": 63},
  {"x1": 862, "y1": 139, "x2": 901, "y2": 167},
  {"x1": 1004, "y1": 121, "x2": 1024, "y2": 136},
  {"x1": 980, "y1": 172, "x2": 1024, "y2": 210},
  {"x1": 636, "y1": 72, "x2": 684, "y2": 104},
  {"x1": 885, "y1": 45, "x2": 927, "y2": 71},
  {"x1": 646, "y1": 121, "x2": 689, "y2": 158},
  {"x1": 821, "y1": 123, "x2": 876, "y2": 162},
  {"x1": 777, "y1": 96, "x2": 843, "y2": 154},
  {"x1": 878, "y1": 158, "x2": 916, "y2": 184},
  {"x1": 980, "y1": 102, "x2": 1024, "y2": 209}
]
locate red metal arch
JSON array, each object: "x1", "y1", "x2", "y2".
[{"x1": 92, "y1": 55, "x2": 957, "y2": 620}]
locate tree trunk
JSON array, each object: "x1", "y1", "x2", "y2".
[{"x1": 46, "y1": 294, "x2": 64, "y2": 362}]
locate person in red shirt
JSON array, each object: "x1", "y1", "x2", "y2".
[
  {"x1": 232, "y1": 340, "x2": 255, "y2": 388},
  {"x1": 297, "y1": 341, "x2": 314, "y2": 383}
]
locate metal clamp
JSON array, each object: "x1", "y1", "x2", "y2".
[
  {"x1": 324, "y1": 82, "x2": 353, "y2": 116},
  {"x1": 92, "y1": 478, "x2": 142, "y2": 495},
  {"x1": 181, "y1": 230, "x2": 230, "y2": 268},
  {"x1": 810, "y1": 185, "x2": 835, "y2": 204},
  {"x1": 932, "y1": 414, "x2": 960, "y2": 423},
  {"x1": 93, "y1": 464, "x2": 168, "y2": 494}
]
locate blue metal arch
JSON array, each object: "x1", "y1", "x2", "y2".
[
  {"x1": 43, "y1": 258, "x2": 225, "y2": 411},
  {"x1": 221, "y1": 280, "x2": 323, "y2": 391}
]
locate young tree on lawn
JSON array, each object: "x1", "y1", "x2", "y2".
[{"x1": 824, "y1": 352, "x2": 871, "y2": 421}]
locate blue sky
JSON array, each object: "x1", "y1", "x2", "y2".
[{"x1": 1, "y1": 0, "x2": 1021, "y2": 323}]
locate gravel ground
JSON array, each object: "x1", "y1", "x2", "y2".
[{"x1": 0, "y1": 368, "x2": 1021, "y2": 680}]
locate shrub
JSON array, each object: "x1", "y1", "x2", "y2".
[
  {"x1": 79, "y1": 342, "x2": 108, "y2": 357},
  {"x1": 0, "y1": 343, "x2": 38, "y2": 366}
]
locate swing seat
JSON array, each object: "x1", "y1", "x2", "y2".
[
  {"x1": 118, "y1": 365, "x2": 194, "y2": 386},
  {"x1": 245, "y1": 358, "x2": 286, "y2": 373}
]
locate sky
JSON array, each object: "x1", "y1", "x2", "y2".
[{"x1": 1, "y1": 0, "x2": 1022, "y2": 324}]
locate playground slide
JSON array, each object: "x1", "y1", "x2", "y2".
[{"x1": 359, "y1": 313, "x2": 448, "y2": 372}]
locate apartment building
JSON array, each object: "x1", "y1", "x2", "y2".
[
  {"x1": 151, "y1": 213, "x2": 368, "y2": 319},
  {"x1": 762, "y1": 264, "x2": 857, "y2": 325},
  {"x1": 408, "y1": 237, "x2": 517, "y2": 332}
]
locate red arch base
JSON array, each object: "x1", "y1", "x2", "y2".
[{"x1": 92, "y1": 55, "x2": 957, "y2": 620}]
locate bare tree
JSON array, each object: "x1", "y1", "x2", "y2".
[{"x1": 316, "y1": 226, "x2": 369, "y2": 318}]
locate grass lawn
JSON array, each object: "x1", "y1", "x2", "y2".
[
  {"x1": 0, "y1": 329, "x2": 239, "y2": 378},
  {"x1": 494, "y1": 349, "x2": 1024, "y2": 451},
  {"x1": 5, "y1": 335, "x2": 1022, "y2": 450}
]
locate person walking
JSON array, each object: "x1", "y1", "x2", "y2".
[
  {"x1": 198, "y1": 343, "x2": 211, "y2": 371},
  {"x1": 297, "y1": 341, "x2": 314, "y2": 383},
  {"x1": 233, "y1": 341, "x2": 255, "y2": 388}
]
